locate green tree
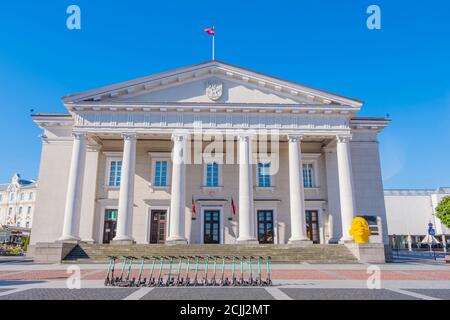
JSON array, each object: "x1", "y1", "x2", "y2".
[{"x1": 436, "y1": 196, "x2": 450, "y2": 228}]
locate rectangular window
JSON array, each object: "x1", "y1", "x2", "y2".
[
  {"x1": 29, "y1": 192, "x2": 34, "y2": 201},
  {"x1": 20, "y1": 193, "x2": 24, "y2": 201},
  {"x1": 206, "y1": 162, "x2": 219, "y2": 187},
  {"x1": 27, "y1": 206, "x2": 31, "y2": 214},
  {"x1": 258, "y1": 162, "x2": 271, "y2": 187},
  {"x1": 154, "y1": 160, "x2": 168, "y2": 187},
  {"x1": 108, "y1": 160, "x2": 122, "y2": 187},
  {"x1": 303, "y1": 163, "x2": 315, "y2": 188}
]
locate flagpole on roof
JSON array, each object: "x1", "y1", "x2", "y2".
[{"x1": 212, "y1": 25, "x2": 215, "y2": 61}]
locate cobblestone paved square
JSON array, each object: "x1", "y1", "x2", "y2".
[
  {"x1": 406, "y1": 289, "x2": 450, "y2": 300},
  {"x1": 279, "y1": 288, "x2": 418, "y2": 300},
  {"x1": 142, "y1": 288, "x2": 275, "y2": 300},
  {"x1": 0, "y1": 288, "x2": 138, "y2": 300}
]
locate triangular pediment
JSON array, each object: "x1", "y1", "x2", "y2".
[{"x1": 62, "y1": 61, "x2": 363, "y2": 108}]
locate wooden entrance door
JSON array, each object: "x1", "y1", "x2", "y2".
[
  {"x1": 305, "y1": 210, "x2": 320, "y2": 244},
  {"x1": 257, "y1": 210, "x2": 274, "y2": 244},
  {"x1": 204, "y1": 210, "x2": 220, "y2": 244},
  {"x1": 103, "y1": 209, "x2": 117, "y2": 244},
  {"x1": 150, "y1": 210, "x2": 167, "y2": 244}
]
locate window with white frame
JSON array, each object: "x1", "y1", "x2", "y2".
[
  {"x1": 20, "y1": 192, "x2": 24, "y2": 201},
  {"x1": 8, "y1": 207, "x2": 12, "y2": 215},
  {"x1": 0, "y1": 194, "x2": 3, "y2": 202},
  {"x1": 27, "y1": 206, "x2": 31, "y2": 215},
  {"x1": 18, "y1": 207, "x2": 22, "y2": 215},
  {"x1": 29, "y1": 192, "x2": 34, "y2": 201},
  {"x1": 9, "y1": 193, "x2": 14, "y2": 201},
  {"x1": 303, "y1": 163, "x2": 315, "y2": 188},
  {"x1": 26, "y1": 221, "x2": 30, "y2": 228},
  {"x1": 205, "y1": 162, "x2": 219, "y2": 187},
  {"x1": 108, "y1": 160, "x2": 122, "y2": 187},
  {"x1": 257, "y1": 162, "x2": 271, "y2": 187},
  {"x1": 154, "y1": 160, "x2": 168, "y2": 187}
]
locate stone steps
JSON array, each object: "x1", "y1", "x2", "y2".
[{"x1": 63, "y1": 244, "x2": 359, "y2": 264}]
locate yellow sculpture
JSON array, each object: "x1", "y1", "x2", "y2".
[{"x1": 349, "y1": 217, "x2": 370, "y2": 244}]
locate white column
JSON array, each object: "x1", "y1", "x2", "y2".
[
  {"x1": 59, "y1": 132, "x2": 87, "y2": 242},
  {"x1": 167, "y1": 133, "x2": 188, "y2": 244},
  {"x1": 237, "y1": 134, "x2": 257, "y2": 243},
  {"x1": 287, "y1": 135, "x2": 309, "y2": 243},
  {"x1": 113, "y1": 133, "x2": 136, "y2": 243},
  {"x1": 336, "y1": 135, "x2": 357, "y2": 242}
]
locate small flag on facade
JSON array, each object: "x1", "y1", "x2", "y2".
[
  {"x1": 231, "y1": 197, "x2": 237, "y2": 216},
  {"x1": 191, "y1": 196, "x2": 196, "y2": 217}
]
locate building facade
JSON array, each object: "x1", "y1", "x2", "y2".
[
  {"x1": 385, "y1": 188, "x2": 450, "y2": 250},
  {"x1": 0, "y1": 173, "x2": 37, "y2": 229},
  {"x1": 29, "y1": 61, "x2": 390, "y2": 250}
]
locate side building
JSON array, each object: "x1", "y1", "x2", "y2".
[
  {"x1": 384, "y1": 188, "x2": 450, "y2": 250},
  {"x1": 0, "y1": 174, "x2": 37, "y2": 244}
]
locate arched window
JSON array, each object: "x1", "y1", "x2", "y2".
[
  {"x1": 29, "y1": 192, "x2": 34, "y2": 201},
  {"x1": 19, "y1": 207, "x2": 23, "y2": 214}
]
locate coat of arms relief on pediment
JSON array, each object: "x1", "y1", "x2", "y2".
[{"x1": 205, "y1": 80, "x2": 223, "y2": 101}]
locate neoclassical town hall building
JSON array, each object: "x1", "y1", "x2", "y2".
[{"x1": 29, "y1": 61, "x2": 389, "y2": 254}]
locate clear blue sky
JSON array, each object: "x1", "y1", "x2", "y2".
[{"x1": 0, "y1": 0, "x2": 449, "y2": 188}]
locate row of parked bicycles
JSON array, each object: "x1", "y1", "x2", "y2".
[{"x1": 104, "y1": 255, "x2": 272, "y2": 287}]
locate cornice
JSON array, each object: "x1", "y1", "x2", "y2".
[
  {"x1": 65, "y1": 102, "x2": 359, "y2": 116},
  {"x1": 350, "y1": 117, "x2": 390, "y2": 133}
]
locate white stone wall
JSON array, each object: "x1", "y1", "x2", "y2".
[
  {"x1": 29, "y1": 131, "x2": 73, "y2": 245},
  {"x1": 350, "y1": 132, "x2": 388, "y2": 243}
]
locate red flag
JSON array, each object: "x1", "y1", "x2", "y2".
[
  {"x1": 204, "y1": 26, "x2": 215, "y2": 36},
  {"x1": 231, "y1": 197, "x2": 237, "y2": 216},
  {"x1": 191, "y1": 196, "x2": 196, "y2": 216}
]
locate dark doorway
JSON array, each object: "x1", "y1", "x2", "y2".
[
  {"x1": 257, "y1": 210, "x2": 274, "y2": 244},
  {"x1": 103, "y1": 209, "x2": 117, "y2": 244},
  {"x1": 150, "y1": 210, "x2": 167, "y2": 244},
  {"x1": 204, "y1": 210, "x2": 220, "y2": 244},
  {"x1": 305, "y1": 210, "x2": 320, "y2": 244}
]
